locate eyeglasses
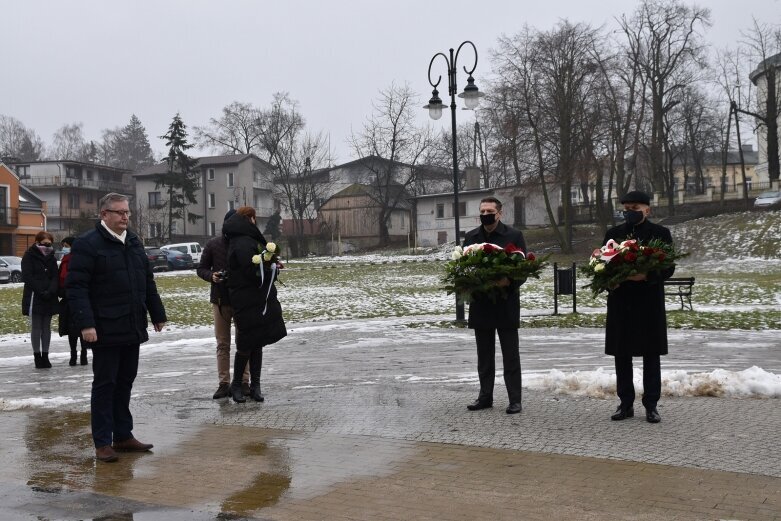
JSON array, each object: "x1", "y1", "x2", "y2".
[{"x1": 105, "y1": 209, "x2": 132, "y2": 217}]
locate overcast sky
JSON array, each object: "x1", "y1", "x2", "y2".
[{"x1": 3, "y1": 0, "x2": 780, "y2": 164}]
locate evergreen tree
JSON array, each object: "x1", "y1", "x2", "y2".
[
  {"x1": 156, "y1": 113, "x2": 201, "y2": 241},
  {"x1": 114, "y1": 114, "x2": 155, "y2": 171}
]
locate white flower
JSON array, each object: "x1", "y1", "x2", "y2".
[
  {"x1": 594, "y1": 263, "x2": 606, "y2": 272},
  {"x1": 266, "y1": 242, "x2": 277, "y2": 253},
  {"x1": 251, "y1": 254, "x2": 261, "y2": 264},
  {"x1": 263, "y1": 251, "x2": 273, "y2": 262},
  {"x1": 451, "y1": 246, "x2": 463, "y2": 261}
]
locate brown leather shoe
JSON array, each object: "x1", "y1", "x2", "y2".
[
  {"x1": 95, "y1": 445, "x2": 118, "y2": 462},
  {"x1": 112, "y1": 438, "x2": 153, "y2": 452}
]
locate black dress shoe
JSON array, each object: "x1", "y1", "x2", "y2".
[
  {"x1": 230, "y1": 383, "x2": 246, "y2": 403},
  {"x1": 505, "y1": 402, "x2": 522, "y2": 414},
  {"x1": 466, "y1": 400, "x2": 492, "y2": 411},
  {"x1": 610, "y1": 405, "x2": 634, "y2": 421},
  {"x1": 645, "y1": 408, "x2": 661, "y2": 423}
]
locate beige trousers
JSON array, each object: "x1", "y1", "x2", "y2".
[{"x1": 213, "y1": 304, "x2": 249, "y2": 384}]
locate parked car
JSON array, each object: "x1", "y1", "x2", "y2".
[
  {"x1": 161, "y1": 242, "x2": 202, "y2": 265},
  {"x1": 753, "y1": 191, "x2": 781, "y2": 209},
  {"x1": 0, "y1": 265, "x2": 10, "y2": 284},
  {"x1": 162, "y1": 248, "x2": 194, "y2": 271},
  {"x1": 0, "y1": 256, "x2": 23, "y2": 283},
  {"x1": 144, "y1": 247, "x2": 170, "y2": 272}
]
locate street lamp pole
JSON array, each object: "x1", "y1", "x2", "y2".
[{"x1": 425, "y1": 40, "x2": 484, "y2": 322}]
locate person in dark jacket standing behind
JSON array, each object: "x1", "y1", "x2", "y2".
[
  {"x1": 604, "y1": 191, "x2": 674, "y2": 424},
  {"x1": 196, "y1": 209, "x2": 249, "y2": 399},
  {"x1": 223, "y1": 206, "x2": 287, "y2": 404},
  {"x1": 66, "y1": 193, "x2": 167, "y2": 462},
  {"x1": 462, "y1": 197, "x2": 526, "y2": 414},
  {"x1": 57, "y1": 236, "x2": 88, "y2": 366},
  {"x1": 22, "y1": 231, "x2": 59, "y2": 369}
]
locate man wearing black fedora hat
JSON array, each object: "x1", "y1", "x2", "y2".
[{"x1": 602, "y1": 191, "x2": 674, "y2": 423}]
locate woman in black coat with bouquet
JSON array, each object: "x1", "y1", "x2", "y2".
[
  {"x1": 22, "y1": 231, "x2": 59, "y2": 368},
  {"x1": 604, "y1": 191, "x2": 674, "y2": 424},
  {"x1": 223, "y1": 206, "x2": 286, "y2": 403}
]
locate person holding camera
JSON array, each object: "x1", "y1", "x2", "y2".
[{"x1": 197, "y1": 209, "x2": 249, "y2": 399}]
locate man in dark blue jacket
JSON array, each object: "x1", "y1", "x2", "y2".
[
  {"x1": 66, "y1": 193, "x2": 167, "y2": 462},
  {"x1": 462, "y1": 196, "x2": 526, "y2": 415}
]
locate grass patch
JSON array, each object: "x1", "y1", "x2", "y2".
[{"x1": 1, "y1": 247, "x2": 778, "y2": 336}]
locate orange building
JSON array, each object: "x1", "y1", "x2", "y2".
[{"x1": 0, "y1": 162, "x2": 48, "y2": 256}]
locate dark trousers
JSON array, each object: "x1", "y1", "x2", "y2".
[
  {"x1": 474, "y1": 328, "x2": 522, "y2": 404},
  {"x1": 614, "y1": 355, "x2": 661, "y2": 410},
  {"x1": 91, "y1": 344, "x2": 139, "y2": 448}
]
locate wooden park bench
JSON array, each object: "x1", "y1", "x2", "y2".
[{"x1": 664, "y1": 277, "x2": 695, "y2": 310}]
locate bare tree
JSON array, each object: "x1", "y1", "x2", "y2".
[
  {"x1": 737, "y1": 19, "x2": 781, "y2": 183},
  {"x1": 0, "y1": 115, "x2": 44, "y2": 161},
  {"x1": 349, "y1": 83, "x2": 436, "y2": 246},
  {"x1": 195, "y1": 101, "x2": 264, "y2": 155},
  {"x1": 50, "y1": 122, "x2": 89, "y2": 161},
  {"x1": 619, "y1": 0, "x2": 712, "y2": 213},
  {"x1": 272, "y1": 131, "x2": 334, "y2": 257}
]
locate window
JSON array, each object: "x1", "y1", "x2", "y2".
[
  {"x1": 435, "y1": 203, "x2": 444, "y2": 218},
  {"x1": 253, "y1": 170, "x2": 261, "y2": 183},
  {"x1": 208, "y1": 193, "x2": 216, "y2": 208},
  {"x1": 149, "y1": 222, "x2": 162, "y2": 238},
  {"x1": 68, "y1": 193, "x2": 80, "y2": 208},
  {"x1": 227, "y1": 200, "x2": 236, "y2": 211},
  {"x1": 86, "y1": 170, "x2": 93, "y2": 181},
  {"x1": 209, "y1": 221, "x2": 216, "y2": 236},
  {"x1": 85, "y1": 193, "x2": 94, "y2": 204},
  {"x1": 15, "y1": 165, "x2": 30, "y2": 178},
  {"x1": 451, "y1": 201, "x2": 466, "y2": 218},
  {"x1": 227, "y1": 172, "x2": 234, "y2": 187},
  {"x1": 148, "y1": 191, "x2": 162, "y2": 208},
  {"x1": 66, "y1": 166, "x2": 77, "y2": 179},
  {"x1": 208, "y1": 168, "x2": 215, "y2": 181}
]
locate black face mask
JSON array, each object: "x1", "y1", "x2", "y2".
[
  {"x1": 480, "y1": 213, "x2": 497, "y2": 226},
  {"x1": 623, "y1": 210, "x2": 644, "y2": 225}
]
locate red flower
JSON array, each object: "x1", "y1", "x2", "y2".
[
  {"x1": 642, "y1": 248, "x2": 654, "y2": 256},
  {"x1": 526, "y1": 253, "x2": 536, "y2": 261},
  {"x1": 656, "y1": 252, "x2": 666, "y2": 261},
  {"x1": 624, "y1": 252, "x2": 637, "y2": 262},
  {"x1": 482, "y1": 243, "x2": 499, "y2": 253},
  {"x1": 504, "y1": 243, "x2": 525, "y2": 255}
]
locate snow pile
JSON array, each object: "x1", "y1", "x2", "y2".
[
  {"x1": 0, "y1": 395, "x2": 85, "y2": 411},
  {"x1": 525, "y1": 366, "x2": 781, "y2": 399}
]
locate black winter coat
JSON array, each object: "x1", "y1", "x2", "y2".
[
  {"x1": 196, "y1": 235, "x2": 231, "y2": 306},
  {"x1": 223, "y1": 214, "x2": 286, "y2": 348},
  {"x1": 463, "y1": 221, "x2": 527, "y2": 329},
  {"x1": 21, "y1": 244, "x2": 59, "y2": 316},
  {"x1": 65, "y1": 223, "x2": 167, "y2": 348},
  {"x1": 603, "y1": 219, "x2": 674, "y2": 357}
]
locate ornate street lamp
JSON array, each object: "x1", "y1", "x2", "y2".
[{"x1": 426, "y1": 40, "x2": 484, "y2": 322}]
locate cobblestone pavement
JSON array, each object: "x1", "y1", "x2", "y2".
[{"x1": 0, "y1": 317, "x2": 779, "y2": 520}]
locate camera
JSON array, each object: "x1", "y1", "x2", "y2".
[{"x1": 215, "y1": 270, "x2": 228, "y2": 281}]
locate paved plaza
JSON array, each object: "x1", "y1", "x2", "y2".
[{"x1": 0, "y1": 317, "x2": 779, "y2": 520}]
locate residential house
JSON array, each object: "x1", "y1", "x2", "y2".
[
  {"x1": 9, "y1": 160, "x2": 133, "y2": 234},
  {"x1": 415, "y1": 180, "x2": 562, "y2": 247},
  {"x1": 0, "y1": 162, "x2": 48, "y2": 256},
  {"x1": 135, "y1": 154, "x2": 275, "y2": 245},
  {"x1": 670, "y1": 144, "x2": 759, "y2": 194},
  {"x1": 318, "y1": 183, "x2": 412, "y2": 250}
]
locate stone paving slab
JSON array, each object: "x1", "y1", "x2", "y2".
[
  {"x1": 0, "y1": 412, "x2": 779, "y2": 521},
  {"x1": 1, "y1": 319, "x2": 780, "y2": 519}
]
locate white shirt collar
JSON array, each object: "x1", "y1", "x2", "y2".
[{"x1": 101, "y1": 220, "x2": 127, "y2": 244}]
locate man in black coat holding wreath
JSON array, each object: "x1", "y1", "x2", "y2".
[
  {"x1": 462, "y1": 196, "x2": 526, "y2": 415},
  {"x1": 604, "y1": 190, "x2": 674, "y2": 424}
]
